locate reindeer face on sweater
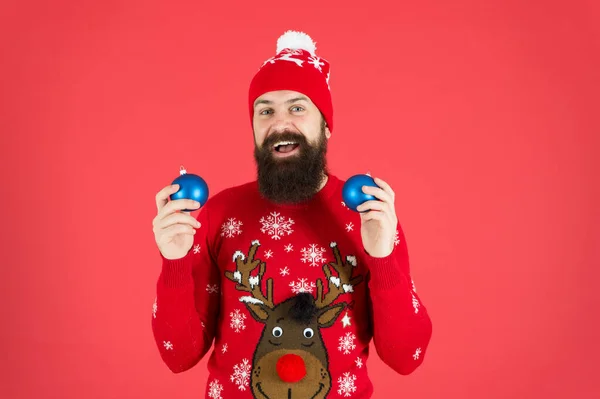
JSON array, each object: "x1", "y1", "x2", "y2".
[{"x1": 225, "y1": 240, "x2": 363, "y2": 399}]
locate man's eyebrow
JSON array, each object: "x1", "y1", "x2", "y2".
[
  {"x1": 285, "y1": 96, "x2": 309, "y2": 104},
  {"x1": 254, "y1": 99, "x2": 272, "y2": 107},
  {"x1": 254, "y1": 96, "x2": 309, "y2": 108}
]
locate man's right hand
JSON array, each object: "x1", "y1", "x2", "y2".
[{"x1": 153, "y1": 184, "x2": 202, "y2": 260}]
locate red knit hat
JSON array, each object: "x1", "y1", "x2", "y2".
[{"x1": 248, "y1": 30, "x2": 333, "y2": 132}]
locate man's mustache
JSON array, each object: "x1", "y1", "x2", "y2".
[{"x1": 262, "y1": 131, "x2": 307, "y2": 148}]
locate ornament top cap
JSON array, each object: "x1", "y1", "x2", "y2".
[
  {"x1": 276, "y1": 30, "x2": 317, "y2": 56},
  {"x1": 179, "y1": 165, "x2": 187, "y2": 175}
]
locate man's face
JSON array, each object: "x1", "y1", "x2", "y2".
[{"x1": 252, "y1": 90, "x2": 332, "y2": 204}]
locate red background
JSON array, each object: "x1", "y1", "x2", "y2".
[{"x1": 1, "y1": 0, "x2": 599, "y2": 398}]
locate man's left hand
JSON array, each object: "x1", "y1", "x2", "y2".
[{"x1": 356, "y1": 177, "x2": 398, "y2": 258}]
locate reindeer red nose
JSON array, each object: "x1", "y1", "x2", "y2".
[{"x1": 276, "y1": 354, "x2": 306, "y2": 383}]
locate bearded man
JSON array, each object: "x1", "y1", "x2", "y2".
[{"x1": 151, "y1": 30, "x2": 432, "y2": 399}]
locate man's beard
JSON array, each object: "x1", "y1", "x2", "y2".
[{"x1": 253, "y1": 120, "x2": 328, "y2": 204}]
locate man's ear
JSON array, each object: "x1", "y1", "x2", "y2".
[{"x1": 325, "y1": 125, "x2": 331, "y2": 139}]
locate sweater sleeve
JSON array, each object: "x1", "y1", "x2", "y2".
[
  {"x1": 150, "y1": 202, "x2": 221, "y2": 373},
  {"x1": 364, "y1": 222, "x2": 433, "y2": 375}
]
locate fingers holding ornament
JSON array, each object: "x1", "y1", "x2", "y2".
[
  {"x1": 355, "y1": 199, "x2": 392, "y2": 220},
  {"x1": 357, "y1": 177, "x2": 397, "y2": 225},
  {"x1": 360, "y1": 185, "x2": 394, "y2": 209},
  {"x1": 372, "y1": 177, "x2": 395, "y2": 201}
]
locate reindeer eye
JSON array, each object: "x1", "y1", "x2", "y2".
[
  {"x1": 272, "y1": 326, "x2": 283, "y2": 337},
  {"x1": 303, "y1": 328, "x2": 314, "y2": 338}
]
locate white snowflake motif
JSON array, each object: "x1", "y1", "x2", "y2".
[
  {"x1": 274, "y1": 52, "x2": 304, "y2": 67},
  {"x1": 230, "y1": 309, "x2": 247, "y2": 333},
  {"x1": 261, "y1": 57, "x2": 276, "y2": 68},
  {"x1": 394, "y1": 229, "x2": 400, "y2": 246},
  {"x1": 326, "y1": 71, "x2": 331, "y2": 90},
  {"x1": 284, "y1": 244, "x2": 294, "y2": 252},
  {"x1": 163, "y1": 341, "x2": 173, "y2": 350},
  {"x1": 337, "y1": 372, "x2": 357, "y2": 397},
  {"x1": 221, "y1": 343, "x2": 228, "y2": 354},
  {"x1": 412, "y1": 279, "x2": 417, "y2": 292},
  {"x1": 412, "y1": 292, "x2": 420, "y2": 314},
  {"x1": 206, "y1": 284, "x2": 219, "y2": 294},
  {"x1": 264, "y1": 249, "x2": 273, "y2": 259},
  {"x1": 260, "y1": 212, "x2": 295, "y2": 240},
  {"x1": 261, "y1": 48, "x2": 304, "y2": 68},
  {"x1": 192, "y1": 244, "x2": 201, "y2": 254},
  {"x1": 338, "y1": 332, "x2": 357, "y2": 355},
  {"x1": 152, "y1": 297, "x2": 157, "y2": 318},
  {"x1": 221, "y1": 218, "x2": 243, "y2": 238},
  {"x1": 355, "y1": 357, "x2": 363, "y2": 368},
  {"x1": 345, "y1": 222, "x2": 354, "y2": 232},
  {"x1": 341, "y1": 201, "x2": 347, "y2": 209},
  {"x1": 308, "y1": 55, "x2": 325, "y2": 71},
  {"x1": 280, "y1": 266, "x2": 290, "y2": 276},
  {"x1": 208, "y1": 379, "x2": 224, "y2": 399},
  {"x1": 290, "y1": 278, "x2": 316, "y2": 294},
  {"x1": 413, "y1": 348, "x2": 422, "y2": 360},
  {"x1": 230, "y1": 358, "x2": 252, "y2": 391},
  {"x1": 280, "y1": 48, "x2": 303, "y2": 56},
  {"x1": 301, "y1": 244, "x2": 327, "y2": 267}
]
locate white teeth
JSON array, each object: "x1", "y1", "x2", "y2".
[{"x1": 273, "y1": 141, "x2": 297, "y2": 148}]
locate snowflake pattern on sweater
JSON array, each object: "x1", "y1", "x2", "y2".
[{"x1": 151, "y1": 174, "x2": 432, "y2": 398}]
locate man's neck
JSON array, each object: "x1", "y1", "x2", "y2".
[{"x1": 317, "y1": 173, "x2": 328, "y2": 192}]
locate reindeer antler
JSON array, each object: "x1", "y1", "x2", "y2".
[
  {"x1": 315, "y1": 242, "x2": 363, "y2": 309},
  {"x1": 225, "y1": 240, "x2": 274, "y2": 309}
]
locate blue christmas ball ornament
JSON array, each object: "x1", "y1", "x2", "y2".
[
  {"x1": 342, "y1": 174, "x2": 380, "y2": 212},
  {"x1": 170, "y1": 165, "x2": 209, "y2": 211}
]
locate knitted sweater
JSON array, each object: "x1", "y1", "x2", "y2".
[{"x1": 151, "y1": 173, "x2": 432, "y2": 398}]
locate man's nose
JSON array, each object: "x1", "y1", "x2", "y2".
[{"x1": 269, "y1": 118, "x2": 294, "y2": 134}]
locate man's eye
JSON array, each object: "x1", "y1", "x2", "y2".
[
  {"x1": 291, "y1": 106, "x2": 303, "y2": 112},
  {"x1": 260, "y1": 109, "x2": 272, "y2": 115}
]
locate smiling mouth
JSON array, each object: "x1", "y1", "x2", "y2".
[
  {"x1": 256, "y1": 383, "x2": 269, "y2": 399},
  {"x1": 256, "y1": 383, "x2": 325, "y2": 399},
  {"x1": 310, "y1": 383, "x2": 325, "y2": 399},
  {"x1": 273, "y1": 141, "x2": 300, "y2": 156}
]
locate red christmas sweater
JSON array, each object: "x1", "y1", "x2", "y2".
[{"x1": 151, "y1": 173, "x2": 432, "y2": 398}]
